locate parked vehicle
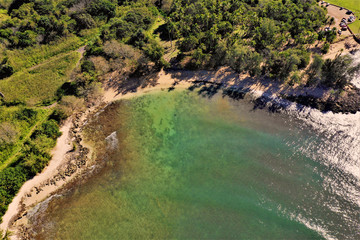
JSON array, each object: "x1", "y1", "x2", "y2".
[{"x1": 348, "y1": 16, "x2": 355, "y2": 22}]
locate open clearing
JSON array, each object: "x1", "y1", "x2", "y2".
[
  {"x1": 326, "y1": 0, "x2": 360, "y2": 34},
  {"x1": 0, "y1": 51, "x2": 80, "y2": 105}
]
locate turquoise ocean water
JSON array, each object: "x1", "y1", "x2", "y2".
[{"x1": 30, "y1": 90, "x2": 360, "y2": 239}]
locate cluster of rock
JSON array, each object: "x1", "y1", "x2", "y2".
[
  {"x1": 12, "y1": 107, "x2": 98, "y2": 239},
  {"x1": 285, "y1": 86, "x2": 360, "y2": 114}
]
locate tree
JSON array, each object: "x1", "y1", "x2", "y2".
[
  {"x1": 32, "y1": 120, "x2": 61, "y2": 139},
  {"x1": 321, "y1": 54, "x2": 360, "y2": 89},
  {"x1": 87, "y1": 0, "x2": 116, "y2": 20},
  {"x1": 144, "y1": 41, "x2": 165, "y2": 65},
  {"x1": 178, "y1": 35, "x2": 199, "y2": 52},
  {"x1": 306, "y1": 54, "x2": 324, "y2": 86},
  {"x1": 0, "y1": 123, "x2": 18, "y2": 145},
  {"x1": 254, "y1": 18, "x2": 280, "y2": 49},
  {"x1": 72, "y1": 13, "x2": 96, "y2": 30},
  {"x1": 0, "y1": 64, "x2": 13, "y2": 79},
  {"x1": 81, "y1": 60, "x2": 95, "y2": 73},
  {"x1": 264, "y1": 50, "x2": 301, "y2": 82},
  {"x1": 227, "y1": 44, "x2": 261, "y2": 76},
  {"x1": 321, "y1": 42, "x2": 330, "y2": 54}
]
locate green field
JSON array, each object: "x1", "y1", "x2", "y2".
[
  {"x1": 5, "y1": 35, "x2": 82, "y2": 72},
  {"x1": 0, "y1": 51, "x2": 80, "y2": 105},
  {"x1": 326, "y1": 0, "x2": 360, "y2": 33},
  {"x1": 0, "y1": 106, "x2": 50, "y2": 166}
]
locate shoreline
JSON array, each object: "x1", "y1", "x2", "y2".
[
  {"x1": 1, "y1": 67, "x2": 360, "y2": 238},
  {"x1": 0, "y1": 69, "x2": 193, "y2": 239}
]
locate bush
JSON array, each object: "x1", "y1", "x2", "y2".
[
  {"x1": 321, "y1": 54, "x2": 360, "y2": 89},
  {"x1": 32, "y1": 119, "x2": 61, "y2": 139},
  {"x1": 87, "y1": 0, "x2": 116, "y2": 20},
  {"x1": 0, "y1": 64, "x2": 13, "y2": 79},
  {"x1": 49, "y1": 108, "x2": 68, "y2": 123},
  {"x1": 72, "y1": 13, "x2": 96, "y2": 30},
  {"x1": 0, "y1": 122, "x2": 18, "y2": 145},
  {"x1": 16, "y1": 108, "x2": 37, "y2": 123},
  {"x1": 321, "y1": 42, "x2": 330, "y2": 54},
  {"x1": 81, "y1": 60, "x2": 95, "y2": 73}
]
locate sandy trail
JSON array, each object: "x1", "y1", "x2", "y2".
[
  {"x1": 0, "y1": 70, "x2": 188, "y2": 238},
  {"x1": 0, "y1": 119, "x2": 73, "y2": 231},
  {"x1": 1, "y1": 66, "x2": 360, "y2": 238}
]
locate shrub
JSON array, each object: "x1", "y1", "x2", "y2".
[
  {"x1": 81, "y1": 60, "x2": 95, "y2": 73},
  {"x1": 0, "y1": 64, "x2": 13, "y2": 79},
  {"x1": 0, "y1": 122, "x2": 18, "y2": 145},
  {"x1": 321, "y1": 54, "x2": 360, "y2": 89},
  {"x1": 321, "y1": 42, "x2": 330, "y2": 54},
  {"x1": 87, "y1": 0, "x2": 116, "y2": 20},
  {"x1": 16, "y1": 108, "x2": 37, "y2": 123},
  {"x1": 32, "y1": 119, "x2": 61, "y2": 139}
]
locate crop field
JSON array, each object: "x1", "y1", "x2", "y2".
[
  {"x1": 0, "y1": 51, "x2": 80, "y2": 105},
  {"x1": 326, "y1": 0, "x2": 360, "y2": 33}
]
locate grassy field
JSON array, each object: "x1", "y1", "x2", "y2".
[
  {"x1": 0, "y1": 106, "x2": 50, "y2": 165},
  {"x1": 5, "y1": 35, "x2": 83, "y2": 72},
  {"x1": 326, "y1": 0, "x2": 360, "y2": 34},
  {"x1": 0, "y1": 51, "x2": 80, "y2": 105}
]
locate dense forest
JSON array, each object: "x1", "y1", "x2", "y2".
[{"x1": 0, "y1": 0, "x2": 360, "y2": 226}]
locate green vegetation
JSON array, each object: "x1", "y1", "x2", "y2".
[
  {"x1": 5, "y1": 35, "x2": 82, "y2": 72},
  {"x1": 0, "y1": 0, "x2": 360, "y2": 228},
  {"x1": 0, "y1": 0, "x2": 91, "y2": 225},
  {"x1": 0, "y1": 51, "x2": 80, "y2": 105},
  {"x1": 0, "y1": 106, "x2": 49, "y2": 164},
  {"x1": 0, "y1": 116, "x2": 61, "y2": 217}
]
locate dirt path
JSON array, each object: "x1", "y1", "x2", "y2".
[
  {"x1": 3, "y1": 65, "x2": 360, "y2": 238},
  {"x1": 28, "y1": 46, "x2": 85, "y2": 71},
  {"x1": 0, "y1": 119, "x2": 73, "y2": 232}
]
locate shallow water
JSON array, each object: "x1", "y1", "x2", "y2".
[{"x1": 30, "y1": 90, "x2": 360, "y2": 239}]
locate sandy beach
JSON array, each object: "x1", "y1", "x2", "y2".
[
  {"x1": 0, "y1": 119, "x2": 73, "y2": 232},
  {"x1": 0, "y1": 69, "x2": 193, "y2": 239},
  {"x1": 1, "y1": 65, "x2": 360, "y2": 238}
]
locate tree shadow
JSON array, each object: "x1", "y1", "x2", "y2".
[
  {"x1": 104, "y1": 67, "x2": 160, "y2": 96},
  {"x1": 103, "y1": 67, "x2": 353, "y2": 114}
]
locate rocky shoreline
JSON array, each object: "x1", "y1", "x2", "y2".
[
  {"x1": 4, "y1": 102, "x2": 109, "y2": 239},
  {"x1": 3, "y1": 68, "x2": 360, "y2": 239},
  {"x1": 284, "y1": 86, "x2": 360, "y2": 114}
]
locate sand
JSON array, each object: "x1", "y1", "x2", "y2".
[
  {"x1": 1, "y1": 65, "x2": 359, "y2": 238},
  {"x1": 0, "y1": 119, "x2": 73, "y2": 232},
  {"x1": 0, "y1": 69, "x2": 193, "y2": 239}
]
